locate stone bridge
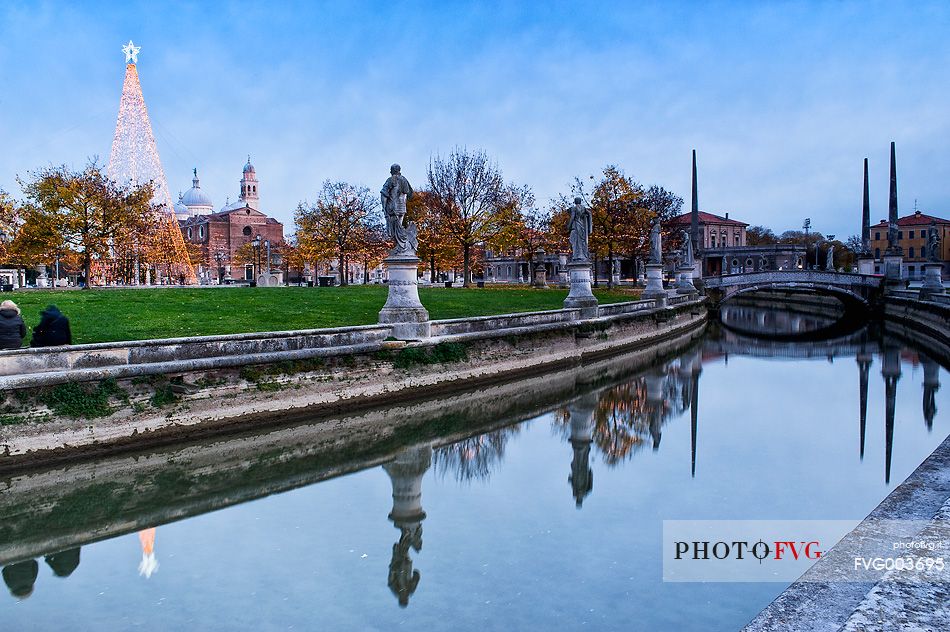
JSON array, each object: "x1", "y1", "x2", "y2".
[{"x1": 703, "y1": 270, "x2": 884, "y2": 311}]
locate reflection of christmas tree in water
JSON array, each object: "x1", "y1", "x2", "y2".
[
  {"x1": 108, "y1": 41, "x2": 195, "y2": 284},
  {"x1": 138, "y1": 528, "x2": 158, "y2": 578}
]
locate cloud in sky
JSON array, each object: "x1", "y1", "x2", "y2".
[{"x1": 1, "y1": 1, "x2": 948, "y2": 238}]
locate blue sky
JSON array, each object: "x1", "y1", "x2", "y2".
[{"x1": 1, "y1": 1, "x2": 949, "y2": 238}]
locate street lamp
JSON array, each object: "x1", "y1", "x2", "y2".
[
  {"x1": 251, "y1": 235, "x2": 261, "y2": 281},
  {"x1": 215, "y1": 251, "x2": 226, "y2": 284},
  {"x1": 802, "y1": 218, "x2": 812, "y2": 268}
]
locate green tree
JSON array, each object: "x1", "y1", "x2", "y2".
[
  {"x1": 19, "y1": 162, "x2": 153, "y2": 286},
  {"x1": 747, "y1": 225, "x2": 779, "y2": 245},
  {"x1": 426, "y1": 148, "x2": 522, "y2": 286},
  {"x1": 295, "y1": 180, "x2": 379, "y2": 286}
]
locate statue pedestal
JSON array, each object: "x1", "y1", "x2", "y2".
[
  {"x1": 532, "y1": 265, "x2": 548, "y2": 288},
  {"x1": 35, "y1": 264, "x2": 49, "y2": 288},
  {"x1": 256, "y1": 272, "x2": 284, "y2": 287},
  {"x1": 675, "y1": 266, "x2": 698, "y2": 295},
  {"x1": 642, "y1": 263, "x2": 666, "y2": 301},
  {"x1": 379, "y1": 256, "x2": 430, "y2": 340},
  {"x1": 857, "y1": 255, "x2": 875, "y2": 275},
  {"x1": 919, "y1": 263, "x2": 946, "y2": 300},
  {"x1": 563, "y1": 261, "x2": 598, "y2": 318},
  {"x1": 883, "y1": 252, "x2": 903, "y2": 287}
]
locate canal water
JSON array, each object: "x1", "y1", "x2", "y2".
[{"x1": 2, "y1": 313, "x2": 948, "y2": 631}]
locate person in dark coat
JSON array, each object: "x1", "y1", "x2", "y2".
[
  {"x1": 31, "y1": 304, "x2": 72, "y2": 347},
  {"x1": 0, "y1": 300, "x2": 26, "y2": 350}
]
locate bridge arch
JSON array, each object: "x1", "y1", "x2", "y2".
[{"x1": 703, "y1": 271, "x2": 884, "y2": 313}]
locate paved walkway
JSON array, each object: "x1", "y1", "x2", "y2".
[{"x1": 744, "y1": 436, "x2": 950, "y2": 631}]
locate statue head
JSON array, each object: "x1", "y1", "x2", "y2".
[
  {"x1": 573, "y1": 197, "x2": 582, "y2": 206},
  {"x1": 390, "y1": 164, "x2": 401, "y2": 176}
]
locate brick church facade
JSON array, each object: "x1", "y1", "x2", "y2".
[{"x1": 176, "y1": 159, "x2": 284, "y2": 283}]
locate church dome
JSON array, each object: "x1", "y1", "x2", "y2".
[
  {"x1": 181, "y1": 169, "x2": 214, "y2": 212},
  {"x1": 173, "y1": 193, "x2": 190, "y2": 219},
  {"x1": 243, "y1": 156, "x2": 255, "y2": 174}
]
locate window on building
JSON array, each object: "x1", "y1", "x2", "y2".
[
  {"x1": 187, "y1": 228, "x2": 193, "y2": 239},
  {"x1": 875, "y1": 248, "x2": 881, "y2": 258},
  {"x1": 199, "y1": 226, "x2": 205, "y2": 240},
  {"x1": 875, "y1": 232, "x2": 880, "y2": 240},
  {"x1": 711, "y1": 235, "x2": 716, "y2": 248},
  {"x1": 253, "y1": 186, "x2": 256, "y2": 193},
  {"x1": 909, "y1": 247, "x2": 914, "y2": 258},
  {"x1": 909, "y1": 230, "x2": 915, "y2": 239},
  {"x1": 898, "y1": 230, "x2": 903, "y2": 239},
  {"x1": 909, "y1": 265, "x2": 915, "y2": 276},
  {"x1": 243, "y1": 226, "x2": 252, "y2": 236}
]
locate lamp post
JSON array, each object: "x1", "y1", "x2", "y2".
[
  {"x1": 214, "y1": 251, "x2": 226, "y2": 284},
  {"x1": 802, "y1": 218, "x2": 811, "y2": 268},
  {"x1": 251, "y1": 235, "x2": 261, "y2": 282},
  {"x1": 265, "y1": 239, "x2": 271, "y2": 274}
]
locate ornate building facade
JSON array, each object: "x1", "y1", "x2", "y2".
[
  {"x1": 177, "y1": 159, "x2": 284, "y2": 283},
  {"x1": 665, "y1": 211, "x2": 804, "y2": 276},
  {"x1": 869, "y1": 210, "x2": 949, "y2": 279}
]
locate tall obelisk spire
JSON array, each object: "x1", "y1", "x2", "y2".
[
  {"x1": 887, "y1": 142, "x2": 899, "y2": 253},
  {"x1": 690, "y1": 150, "x2": 700, "y2": 255},
  {"x1": 861, "y1": 158, "x2": 870, "y2": 253}
]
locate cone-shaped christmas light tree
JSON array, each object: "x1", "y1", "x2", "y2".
[{"x1": 108, "y1": 41, "x2": 195, "y2": 284}]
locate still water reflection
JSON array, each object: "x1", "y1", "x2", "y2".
[{"x1": 1, "y1": 319, "x2": 947, "y2": 631}]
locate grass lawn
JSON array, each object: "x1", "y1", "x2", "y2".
[{"x1": 7, "y1": 285, "x2": 638, "y2": 345}]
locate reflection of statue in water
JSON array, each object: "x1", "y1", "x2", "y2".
[
  {"x1": 568, "y1": 197, "x2": 592, "y2": 262},
  {"x1": 649, "y1": 220, "x2": 662, "y2": 264},
  {"x1": 679, "y1": 229, "x2": 694, "y2": 267},
  {"x1": 2, "y1": 560, "x2": 38, "y2": 600},
  {"x1": 383, "y1": 445, "x2": 431, "y2": 608},
  {"x1": 381, "y1": 164, "x2": 417, "y2": 257},
  {"x1": 567, "y1": 392, "x2": 598, "y2": 507},
  {"x1": 388, "y1": 524, "x2": 423, "y2": 607}
]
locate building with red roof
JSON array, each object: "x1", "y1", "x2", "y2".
[{"x1": 869, "y1": 210, "x2": 949, "y2": 278}]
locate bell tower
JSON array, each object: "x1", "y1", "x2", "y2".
[{"x1": 239, "y1": 155, "x2": 259, "y2": 209}]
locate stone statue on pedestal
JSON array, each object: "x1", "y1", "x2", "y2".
[
  {"x1": 679, "y1": 230, "x2": 694, "y2": 267},
  {"x1": 568, "y1": 197, "x2": 592, "y2": 262},
  {"x1": 381, "y1": 164, "x2": 417, "y2": 257},
  {"x1": 929, "y1": 223, "x2": 941, "y2": 262},
  {"x1": 825, "y1": 245, "x2": 835, "y2": 271},
  {"x1": 649, "y1": 220, "x2": 662, "y2": 264},
  {"x1": 562, "y1": 198, "x2": 598, "y2": 316}
]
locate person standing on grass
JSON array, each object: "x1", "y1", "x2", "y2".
[
  {"x1": 0, "y1": 300, "x2": 26, "y2": 350},
  {"x1": 31, "y1": 304, "x2": 72, "y2": 347}
]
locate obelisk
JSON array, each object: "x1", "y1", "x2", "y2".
[
  {"x1": 882, "y1": 142, "x2": 904, "y2": 284},
  {"x1": 857, "y1": 158, "x2": 875, "y2": 274},
  {"x1": 689, "y1": 150, "x2": 702, "y2": 281}
]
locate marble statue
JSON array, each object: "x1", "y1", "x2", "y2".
[
  {"x1": 568, "y1": 197, "x2": 592, "y2": 262},
  {"x1": 679, "y1": 229, "x2": 694, "y2": 267},
  {"x1": 381, "y1": 164, "x2": 417, "y2": 257},
  {"x1": 929, "y1": 224, "x2": 941, "y2": 262},
  {"x1": 649, "y1": 220, "x2": 662, "y2": 264},
  {"x1": 825, "y1": 245, "x2": 835, "y2": 271}
]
